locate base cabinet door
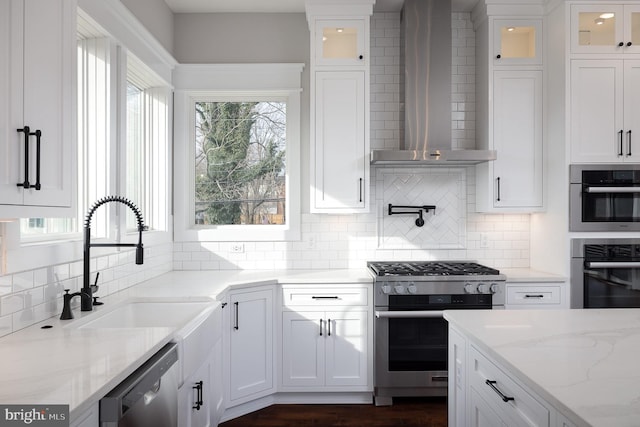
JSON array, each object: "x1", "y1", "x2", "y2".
[
  {"x1": 470, "y1": 388, "x2": 510, "y2": 427},
  {"x1": 226, "y1": 287, "x2": 274, "y2": 405},
  {"x1": 324, "y1": 310, "x2": 368, "y2": 387},
  {"x1": 179, "y1": 359, "x2": 212, "y2": 427},
  {"x1": 281, "y1": 309, "x2": 368, "y2": 389}
]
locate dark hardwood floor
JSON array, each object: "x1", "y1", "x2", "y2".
[{"x1": 219, "y1": 397, "x2": 447, "y2": 427}]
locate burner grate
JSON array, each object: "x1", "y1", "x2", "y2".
[{"x1": 368, "y1": 261, "x2": 500, "y2": 277}]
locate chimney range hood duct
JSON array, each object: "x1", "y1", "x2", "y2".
[{"x1": 370, "y1": 0, "x2": 496, "y2": 166}]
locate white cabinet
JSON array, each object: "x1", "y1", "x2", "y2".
[
  {"x1": 570, "y1": 59, "x2": 640, "y2": 163},
  {"x1": 0, "y1": 0, "x2": 76, "y2": 218},
  {"x1": 223, "y1": 286, "x2": 275, "y2": 406},
  {"x1": 506, "y1": 282, "x2": 564, "y2": 309},
  {"x1": 280, "y1": 285, "x2": 372, "y2": 391},
  {"x1": 306, "y1": 0, "x2": 373, "y2": 214},
  {"x1": 177, "y1": 303, "x2": 224, "y2": 427},
  {"x1": 449, "y1": 326, "x2": 575, "y2": 427},
  {"x1": 475, "y1": 11, "x2": 544, "y2": 212},
  {"x1": 571, "y1": 4, "x2": 640, "y2": 55},
  {"x1": 313, "y1": 19, "x2": 367, "y2": 67},
  {"x1": 493, "y1": 19, "x2": 543, "y2": 66},
  {"x1": 312, "y1": 71, "x2": 367, "y2": 212}
]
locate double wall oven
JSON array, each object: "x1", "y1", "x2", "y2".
[
  {"x1": 368, "y1": 261, "x2": 505, "y2": 406},
  {"x1": 571, "y1": 238, "x2": 640, "y2": 308}
]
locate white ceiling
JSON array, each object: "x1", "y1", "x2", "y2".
[{"x1": 163, "y1": 0, "x2": 480, "y2": 14}]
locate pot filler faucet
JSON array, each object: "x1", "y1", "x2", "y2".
[{"x1": 60, "y1": 196, "x2": 145, "y2": 320}]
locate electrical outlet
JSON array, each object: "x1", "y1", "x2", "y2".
[
  {"x1": 306, "y1": 235, "x2": 316, "y2": 249},
  {"x1": 479, "y1": 233, "x2": 490, "y2": 248},
  {"x1": 230, "y1": 243, "x2": 245, "y2": 253}
]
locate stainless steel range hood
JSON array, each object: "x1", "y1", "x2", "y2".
[{"x1": 370, "y1": 0, "x2": 496, "y2": 166}]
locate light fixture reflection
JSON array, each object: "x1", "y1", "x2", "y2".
[
  {"x1": 600, "y1": 13, "x2": 615, "y2": 19},
  {"x1": 507, "y1": 27, "x2": 515, "y2": 32},
  {"x1": 336, "y1": 28, "x2": 343, "y2": 33},
  {"x1": 595, "y1": 17, "x2": 605, "y2": 25}
]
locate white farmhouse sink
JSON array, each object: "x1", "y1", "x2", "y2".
[{"x1": 68, "y1": 300, "x2": 215, "y2": 329}]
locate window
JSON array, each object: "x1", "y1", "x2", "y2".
[
  {"x1": 173, "y1": 64, "x2": 303, "y2": 242},
  {"x1": 194, "y1": 100, "x2": 287, "y2": 226},
  {"x1": 18, "y1": 11, "x2": 170, "y2": 243},
  {"x1": 125, "y1": 55, "x2": 171, "y2": 233}
]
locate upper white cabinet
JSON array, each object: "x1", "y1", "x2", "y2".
[
  {"x1": 307, "y1": 0, "x2": 373, "y2": 214},
  {"x1": 493, "y1": 19, "x2": 542, "y2": 66},
  {"x1": 571, "y1": 4, "x2": 640, "y2": 55},
  {"x1": 570, "y1": 59, "x2": 640, "y2": 163},
  {"x1": 0, "y1": 0, "x2": 76, "y2": 218},
  {"x1": 313, "y1": 19, "x2": 367, "y2": 67},
  {"x1": 474, "y1": 11, "x2": 544, "y2": 212}
]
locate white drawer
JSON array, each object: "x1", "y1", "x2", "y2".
[
  {"x1": 507, "y1": 286, "x2": 561, "y2": 306},
  {"x1": 469, "y1": 345, "x2": 550, "y2": 427},
  {"x1": 282, "y1": 286, "x2": 368, "y2": 307}
]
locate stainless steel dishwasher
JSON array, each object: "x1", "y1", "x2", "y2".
[{"x1": 100, "y1": 342, "x2": 179, "y2": 427}]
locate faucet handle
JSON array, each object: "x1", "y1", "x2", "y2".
[{"x1": 90, "y1": 272, "x2": 100, "y2": 293}]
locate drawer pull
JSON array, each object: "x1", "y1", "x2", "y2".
[
  {"x1": 524, "y1": 294, "x2": 544, "y2": 299},
  {"x1": 311, "y1": 296, "x2": 339, "y2": 300},
  {"x1": 485, "y1": 380, "x2": 515, "y2": 403}
]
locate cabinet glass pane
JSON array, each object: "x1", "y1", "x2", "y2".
[
  {"x1": 500, "y1": 26, "x2": 536, "y2": 58},
  {"x1": 632, "y1": 12, "x2": 640, "y2": 45},
  {"x1": 577, "y1": 11, "x2": 616, "y2": 46},
  {"x1": 322, "y1": 27, "x2": 358, "y2": 59}
]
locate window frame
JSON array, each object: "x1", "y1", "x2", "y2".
[{"x1": 173, "y1": 63, "x2": 303, "y2": 242}]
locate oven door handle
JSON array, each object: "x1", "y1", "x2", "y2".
[
  {"x1": 375, "y1": 310, "x2": 445, "y2": 319},
  {"x1": 585, "y1": 261, "x2": 640, "y2": 269},
  {"x1": 585, "y1": 186, "x2": 640, "y2": 193}
]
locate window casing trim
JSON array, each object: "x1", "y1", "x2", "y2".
[{"x1": 173, "y1": 63, "x2": 304, "y2": 242}]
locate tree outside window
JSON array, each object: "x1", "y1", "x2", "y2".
[{"x1": 194, "y1": 101, "x2": 287, "y2": 226}]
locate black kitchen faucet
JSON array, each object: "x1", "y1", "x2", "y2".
[{"x1": 60, "y1": 196, "x2": 145, "y2": 320}]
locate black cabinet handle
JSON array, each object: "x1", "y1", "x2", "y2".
[
  {"x1": 628, "y1": 130, "x2": 632, "y2": 156},
  {"x1": 16, "y1": 126, "x2": 31, "y2": 189},
  {"x1": 496, "y1": 177, "x2": 501, "y2": 202},
  {"x1": 319, "y1": 319, "x2": 323, "y2": 336},
  {"x1": 327, "y1": 318, "x2": 331, "y2": 336},
  {"x1": 312, "y1": 296, "x2": 339, "y2": 300},
  {"x1": 30, "y1": 129, "x2": 42, "y2": 190},
  {"x1": 233, "y1": 301, "x2": 239, "y2": 330},
  {"x1": 619, "y1": 130, "x2": 624, "y2": 156},
  {"x1": 524, "y1": 294, "x2": 544, "y2": 299},
  {"x1": 485, "y1": 380, "x2": 515, "y2": 402},
  {"x1": 192, "y1": 381, "x2": 203, "y2": 410},
  {"x1": 359, "y1": 178, "x2": 363, "y2": 203}
]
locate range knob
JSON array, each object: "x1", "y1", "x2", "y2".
[
  {"x1": 477, "y1": 283, "x2": 490, "y2": 293},
  {"x1": 490, "y1": 283, "x2": 500, "y2": 293},
  {"x1": 381, "y1": 284, "x2": 392, "y2": 294},
  {"x1": 394, "y1": 284, "x2": 406, "y2": 294},
  {"x1": 407, "y1": 284, "x2": 417, "y2": 294},
  {"x1": 464, "y1": 283, "x2": 475, "y2": 293}
]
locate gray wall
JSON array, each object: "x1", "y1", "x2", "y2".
[{"x1": 121, "y1": 0, "x2": 174, "y2": 54}]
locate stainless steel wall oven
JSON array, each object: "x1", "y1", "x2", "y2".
[
  {"x1": 570, "y1": 164, "x2": 640, "y2": 231},
  {"x1": 571, "y1": 238, "x2": 640, "y2": 308},
  {"x1": 368, "y1": 261, "x2": 505, "y2": 406}
]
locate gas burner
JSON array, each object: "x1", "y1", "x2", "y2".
[{"x1": 367, "y1": 261, "x2": 500, "y2": 277}]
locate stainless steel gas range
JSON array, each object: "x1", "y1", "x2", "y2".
[{"x1": 368, "y1": 261, "x2": 506, "y2": 406}]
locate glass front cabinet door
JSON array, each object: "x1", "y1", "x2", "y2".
[
  {"x1": 571, "y1": 4, "x2": 640, "y2": 54},
  {"x1": 314, "y1": 19, "x2": 366, "y2": 66},
  {"x1": 492, "y1": 19, "x2": 542, "y2": 65}
]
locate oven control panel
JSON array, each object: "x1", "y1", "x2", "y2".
[{"x1": 379, "y1": 281, "x2": 503, "y2": 295}]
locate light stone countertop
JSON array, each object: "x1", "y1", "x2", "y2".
[
  {"x1": 0, "y1": 269, "x2": 372, "y2": 423},
  {"x1": 444, "y1": 309, "x2": 640, "y2": 427},
  {"x1": 501, "y1": 268, "x2": 567, "y2": 283}
]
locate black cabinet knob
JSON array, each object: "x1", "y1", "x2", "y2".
[
  {"x1": 358, "y1": 55, "x2": 364, "y2": 60},
  {"x1": 628, "y1": 42, "x2": 633, "y2": 47},
  {"x1": 496, "y1": 54, "x2": 501, "y2": 59},
  {"x1": 619, "y1": 42, "x2": 625, "y2": 47}
]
